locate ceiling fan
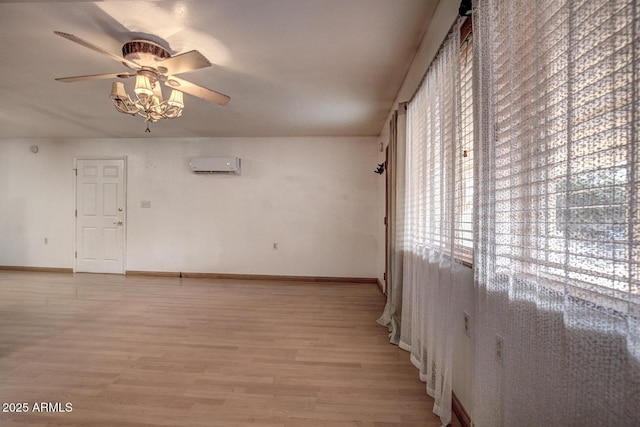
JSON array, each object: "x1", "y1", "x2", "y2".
[{"x1": 53, "y1": 31, "x2": 230, "y2": 129}]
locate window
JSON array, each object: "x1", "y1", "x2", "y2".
[
  {"x1": 471, "y1": 2, "x2": 639, "y2": 424},
  {"x1": 405, "y1": 18, "x2": 474, "y2": 267},
  {"x1": 456, "y1": 25, "x2": 474, "y2": 265},
  {"x1": 475, "y1": 0, "x2": 639, "y2": 306}
]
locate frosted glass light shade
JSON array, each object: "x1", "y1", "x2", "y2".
[
  {"x1": 110, "y1": 81, "x2": 127, "y2": 99},
  {"x1": 167, "y1": 90, "x2": 184, "y2": 108},
  {"x1": 134, "y1": 75, "x2": 153, "y2": 97}
]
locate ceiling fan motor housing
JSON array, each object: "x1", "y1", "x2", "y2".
[{"x1": 122, "y1": 40, "x2": 170, "y2": 68}]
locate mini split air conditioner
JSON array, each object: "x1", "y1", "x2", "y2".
[{"x1": 189, "y1": 157, "x2": 241, "y2": 175}]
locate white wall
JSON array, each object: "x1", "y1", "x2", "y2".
[{"x1": 0, "y1": 136, "x2": 379, "y2": 278}]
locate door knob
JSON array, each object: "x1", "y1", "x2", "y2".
[{"x1": 114, "y1": 220, "x2": 123, "y2": 225}]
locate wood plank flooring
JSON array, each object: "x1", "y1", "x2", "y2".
[{"x1": 0, "y1": 271, "x2": 459, "y2": 426}]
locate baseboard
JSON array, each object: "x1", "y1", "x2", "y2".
[
  {"x1": 0, "y1": 266, "x2": 377, "y2": 286},
  {"x1": 126, "y1": 270, "x2": 181, "y2": 277},
  {"x1": 0, "y1": 265, "x2": 73, "y2": 273},
  {"x1": 376, "y1": 278, "x2": 385, "y2": 294},
  {"x1": 179, "y1": 272, "x2": 377, "y2": 284},
  {"x1": 452, "y1": 391, "x2": 472, "y2": 427}
]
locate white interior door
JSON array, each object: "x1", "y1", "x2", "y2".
[{"x1": 75, "y1": 159, "x2": 126, "y2": 274}]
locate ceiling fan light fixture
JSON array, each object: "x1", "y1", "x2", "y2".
[
  {"x1": 167, "y1": 90, "x2": 184, "y2": 108},
  {"x1": 109, "y1": 77, "x2": 184, "y2": 124},
  {"x1": 134, "y1": 75, "x2": 153, "y2": 97},
  {"x1": 53, "y1": 31, "x2": 231, "y2": 131}
]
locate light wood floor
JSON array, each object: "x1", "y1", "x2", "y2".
[{"x1": 0, "y1": 271, "x2": 460, "y2": 426}]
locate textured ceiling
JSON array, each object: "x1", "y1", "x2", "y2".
[{"x1": 0, "y1": 0, "x2": 438, "y2": 138}]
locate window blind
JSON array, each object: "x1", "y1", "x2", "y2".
[
  {"x1": 472, "y1": 0, "x2": 639, "y2": 425},
  {"x1": 479, "y1": 0, "x2": 638, "y2": 308},
  {"x1": 456, "y1": 33, "x2": 474, "y2": 264},
  {"x1": 405, "y1": 23, "x2": 474, "y2": 265}
]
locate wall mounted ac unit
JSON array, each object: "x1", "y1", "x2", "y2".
[{"x1": 189, "y1": 157, "x2": 241, "y2": 175}]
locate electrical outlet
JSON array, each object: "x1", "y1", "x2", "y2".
[
  {"x1": 496, "y1": 334, "x2": 504, "y2": 360},
  {"x1": 463, "y1": 311, "x2": 471, "y2": 337}
]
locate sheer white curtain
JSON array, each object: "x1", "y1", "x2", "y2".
[
  {"x1": 473, "y1": 0, "x2": 640, "y2": 425},
  {"x1": 401, "y1": 20, "x2": 471, "y2": 426},
  {"x1": 377, "y1": 108, "x2": 407, "y2": 346}
]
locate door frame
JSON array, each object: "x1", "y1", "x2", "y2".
[
  {"x1": 384, "y1": 143, "x2": 390, "y2": 294},
  {"x1": 73, "y1": 156, "x2": 128, "y2": 274}
]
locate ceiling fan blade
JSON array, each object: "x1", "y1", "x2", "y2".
[
  {"x1": 157, "y1": 50, "x2": 211, "y2": 76},
  {"x1": 164, "y1": 76, "x2": 230, "y2": 106},
  {"x1": 54, "y1": 31, "x2": 141, "y2": 69},
  {"x1": 55, "y1": 72, "x2": 135, "y2": 82}
]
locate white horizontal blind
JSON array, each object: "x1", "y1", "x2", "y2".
[
  {"x1": 456, "y1": 33, "x2": 474, "y2": 264},
  {"x1": 479, "y1": 0, "x2": 638, "y2": 310},
  {"x1": 473, "y1": 0, "x2": 640, "y2": 425},
  {"x1": 405, "y1": 26, "x2": 473, "y2": 264}
]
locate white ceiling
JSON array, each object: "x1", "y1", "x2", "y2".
[{"x1": 0, "y1": 0, "x2": 438, "y2": 138}]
